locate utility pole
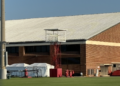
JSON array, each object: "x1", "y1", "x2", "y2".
[{"x1": 0, "y1": 0, "x2": 6, "y2": 79}]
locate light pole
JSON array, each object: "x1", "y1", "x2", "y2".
[{"x1": 0, "y1": 0, "x2": 6, "y2": 79}]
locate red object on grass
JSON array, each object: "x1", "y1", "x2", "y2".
[
  {"x1": 22, "y1": 69, "x2": 32, "y2": 78},
  {"x1": 65, "y1": 70, "x2": 69, "y2": 77},
  {"x1": 111, "y1": 70, "x2": 120, "y2": 76},
  {"x1": 72, "y1": 70, "x2": 74, "y2": 75},
  {"x1": 69, "y1": 70, "x2": 73, "y2": 77},
  {"x1": 50, "y1": 68, "x2": 62, "y2": 77},
  {"x1": 25, "y1": 69, "x2": 28, "y2": 77}
]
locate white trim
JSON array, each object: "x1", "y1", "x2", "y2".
[
  {"x1": 86, "y1": 40, "x2": 120, "y2": 47},
  {"x1": 111, "y1": 62, "x2": 120, "y2": 64}
]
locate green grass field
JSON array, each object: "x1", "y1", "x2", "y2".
[{"x1": 1, "y1": 77, "x2": 120, "y2": 86}]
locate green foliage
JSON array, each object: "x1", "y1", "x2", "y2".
[{"x1": 1, "y1": 77, "x2": 120, "y2": 86}]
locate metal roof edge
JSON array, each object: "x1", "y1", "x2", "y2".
[
  {"x1": 87, "y1": 22, "x2": 120, "y2": 40},
  {"x1": 6, "y1": 40, "x2": 86, "y2": 47},
  {"x1": 6, "y1": 12, "x2": 120, "y2": 21}
]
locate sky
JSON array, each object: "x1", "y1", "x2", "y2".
[{"x1": 5, "y1": 0, "x2": 120, "y2": 20}]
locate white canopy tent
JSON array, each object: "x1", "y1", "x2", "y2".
[
  {"x1": 6, "y1": 63, "x2": 54, "y2": 77},
  {"x1": 6, "y1": 63, "x2": 29, "y2": 77},
  {"x1": 27, "y1": 63, "x2": 54, "y2": 77}
]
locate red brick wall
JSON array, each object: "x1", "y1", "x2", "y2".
[
  {"x1": 90, "y1": 23, "x2": 120, "y2": 43},
  {"x1": 85, "y1": 23, "x2": 120, "y2": 75},
  {"x1": 86, "y1": 44, "x2": 120, "y2": 75},
  {"x1": 8, "y1": 54, "x2": 21, "y2": 64}
]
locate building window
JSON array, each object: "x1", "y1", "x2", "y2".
[
  {"x1": 113, "y1": 64, "x2": 116, "y2": 67},
  {"x1": 61, "y1": 44, "x2": 80, "y2": 52},
  {"x1": 61, "y1": 57, "x2": 80, "y2": 64},
  {"x1": 87, "y1": 69, "x2": 94, "y2": 75},
  {"x1": 6, "y1": 47, "x2": 19, "y2": 54},
  {"x1": 25, "y1": 46, "x2": 49, "y2": 53}
]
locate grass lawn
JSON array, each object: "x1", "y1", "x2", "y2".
[{"x1": 1, "y1": 77, "x2": 120, "y2": 86}]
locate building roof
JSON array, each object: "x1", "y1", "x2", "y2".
[{"x1": 6, "y1": 12, "x2": 120, "y2": 42}]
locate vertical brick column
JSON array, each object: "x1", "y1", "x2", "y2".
[
  {"x1": 19, "y1": 46, "x2": 25, "y2": 57},
  {"x1": 80, "y1": 44, "x2": 86, "y2": 75},
  {"x1": 19, "y1": 46, "x2": 25, "y2": 62}
]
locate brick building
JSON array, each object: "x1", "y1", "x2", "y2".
[{"x1": 5, "y1": 12, "x2": 120, "y2": 75}]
